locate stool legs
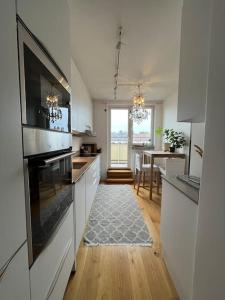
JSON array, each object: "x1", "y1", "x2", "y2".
[{"x1": 137, "y1": 170, "x2": 143, "y2": 195}]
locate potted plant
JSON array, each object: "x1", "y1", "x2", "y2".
[
  {"x1": 166, "y1": 129, "x2": 186, "y2": 152},
  {"x1": 155, "y1": 128, "x2": 170, "y2": 151}
]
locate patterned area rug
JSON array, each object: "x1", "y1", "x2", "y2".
[{"x1": 84, "y1": 185, "x2": 153, "y2": 246}]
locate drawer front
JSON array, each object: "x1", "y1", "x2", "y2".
[
  {"x1": 0, "y1": 243, "x2": 30, "y2": 300},
  {"x1": 30, "y1": 205, "x2": 74, "y2": 300},
  {"x1": 47, "y1": 239, "x2": 74, "y2": 300},
  {"x1": 74, "y1": 175, "x2": 86, "y2": 253}
]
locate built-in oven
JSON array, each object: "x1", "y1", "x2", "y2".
[
  {"x1": 23, "y1": 128, "x2": 74, "y2": 267},
  {"x1": 17, "y1": 18, "x2": 71, "y2": 133},
  {"x1": 18, "y1": 18, "x2": 74, "y2": 266}
]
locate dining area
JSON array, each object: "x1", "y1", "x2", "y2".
[{"x1": 133, "y1": 150, "x2": 186, "y2": 201}]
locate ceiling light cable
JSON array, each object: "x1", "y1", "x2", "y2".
[{"x1": 114, "y1": 26, "x2": 123, "y2": 100}]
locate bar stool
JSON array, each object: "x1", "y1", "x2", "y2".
[{"x1": 134, "y1": 153, "x2": 160, "y2": 195}]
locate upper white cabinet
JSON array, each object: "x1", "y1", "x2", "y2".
[
  {"x1": 17, "y1": 0, "x2": 71, "y2": 81},
  {"x1": 177, "y1": 0, "x2": 212, "y2": 122},
  {"x1": 71, "y1": 59, "x2": 93, "y2": 132},
  {"x1": 0, "y1": 0, "x2": 27, "y2": 270}
]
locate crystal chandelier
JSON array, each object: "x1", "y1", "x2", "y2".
[
  {"x1": 129, "y1": 84, "x2": 149, "y2": 124},
  {"x1": 46, "y1": 94, "x2": 62, "y2": 123}
]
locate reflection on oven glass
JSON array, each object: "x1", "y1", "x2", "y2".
[{"x1": 29, "y1": 157, "x2": 72, "y2": 260}]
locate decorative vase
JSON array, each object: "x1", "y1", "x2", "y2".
[
  {"x1": 169, "y1": 146, "x2": 175, "y2": 153},
  {"x1": 163, "y1": 142, "x2": 170, "y2": 152}
]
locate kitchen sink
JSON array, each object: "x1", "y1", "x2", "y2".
[{"x1": 73, "y1": 162, "x2": 87, "y2": 169}]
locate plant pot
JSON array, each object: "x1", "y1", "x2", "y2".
[
  {"x1": 163, "y1": 142, "x2": 171, "y2": 152},
  {"x1": 169, "y1": 146, "x2": 175, "y2": 153}
]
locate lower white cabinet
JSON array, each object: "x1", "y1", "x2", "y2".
[
  {"x1": 161, "y1": 179, "x2": 198, "y2": 300},
  {"x1": 30, "y1": 205, "x2": 74, "y2": 300},
  {"x1": 74, "y1": 174, "x2": 86, "y2": 254},
  {"x1": 0, "y1": 243, "x2": 30, "y2": 300},
  {"x1": 74, "y1": 155, "x2": 101, "y2": 254}
]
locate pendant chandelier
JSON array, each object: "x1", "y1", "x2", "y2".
[
  {"x1": 46, "y1": 94, "x2": 62, "y2": 123},
  {"x1": 129, "y1": 84, "x2": 149, "y2": 124}
]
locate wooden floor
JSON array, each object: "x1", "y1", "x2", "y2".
[{"x1": 64, "y1": 186, "x2": 178, "y2": 300}]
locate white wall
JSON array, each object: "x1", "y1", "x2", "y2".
[
  {"x1": 163, "y1": 91, "x2": 191, "y2": 150},
  {"x1": 189, "y1": 123, "x2": 205, "y2": 177},
  {"x1": 84, "y1": 100, "x2": 163, "y2": 179},
  {"x1": 192, "y1": 1, "x2": 225, "y2": 299},
  {"x1": 17, "y1": 0, "x2": 71, "y2": 82},
  {"x1": 162, "y1": 91, "x2": 191, "y2": 171}
]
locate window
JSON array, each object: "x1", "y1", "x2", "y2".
[{"x1": 132, "y1": 108, "x2": 153, "y2": 145}]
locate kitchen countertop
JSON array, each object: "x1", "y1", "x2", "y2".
[
  {"x1": 162, "y1": 175, "x2": 199, "y2": 205},
  {"x1": 72, "y1": 154, "x2": 100, "y2": 183}
]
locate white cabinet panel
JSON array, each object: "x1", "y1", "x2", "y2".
[
  {"x1": 74, "y1": 175, "x2": 86, "y2": 253},
  {"x1": 17, "y1": 0, "x2": 71, "y2": 81},
  {"x1": 0, "y1": 243, "x2": 30, "y2": 300},
  {"x1": 0, "y1": 0, "x2": 27, "y2": 269},
  {"x1": 30, "y1": 205, "x2": 74, "y2": 300},
  {"x1": 48, "y1": 240, "x2": 74, "y2": 300},
  {"x1": 177, "y1": 0, "x2": 212, "y2": 122},
  {"x1": 71, "y1": 60, "x2": 93, "y2": 132},
  {"x1": 161, "y1": 180, "x2": 198, "y2": 300},
  {"x1": 86, "y1": 156, "x2": 100, "y2": 222}
]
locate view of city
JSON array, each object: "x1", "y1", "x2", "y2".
[{"x1": 110, "y1": 109, "x2": 152, "y2": 166}]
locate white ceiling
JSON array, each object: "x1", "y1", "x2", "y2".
[{"x1": 69, "y1": 0, "x2": 183, "y2": 101}]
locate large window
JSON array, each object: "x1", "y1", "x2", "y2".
[
  {"x1": 110, "y1": 109, "x2": 129, "y2": 167},
  {"x1": 132, "y1": 108, "x2": 153, "y2": 145}
]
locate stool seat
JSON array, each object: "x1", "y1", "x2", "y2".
[{"x1": 142, "y1": 164, "x2": 159, "y2": 171}]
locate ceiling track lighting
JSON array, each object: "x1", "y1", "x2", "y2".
[{"x1": 113, "y1": 26, "x2": 123, "y2": 100}]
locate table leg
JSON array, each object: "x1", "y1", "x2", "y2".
[{"x1": 150, "y1": 155, "x2": 154, "y2": 200}]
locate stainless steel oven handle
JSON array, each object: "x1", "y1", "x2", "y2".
[{"x1": 43, "y1": 151, "x2": 76, "y2": 165}]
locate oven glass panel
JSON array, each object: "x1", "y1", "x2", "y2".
[
  {"x1": 24, "y1": 44, "x2": 71, "y2": 132},
  {"x1": 28, "y1": 155, "x2": 72, "y2": 262}
]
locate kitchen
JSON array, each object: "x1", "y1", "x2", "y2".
[{"x1": 1, "y1": 1, "x2": 225, "y2": 300}]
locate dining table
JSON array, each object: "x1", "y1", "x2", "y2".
[{"x1": 143, "y1": 150, "x2": 186, "y2": 201}]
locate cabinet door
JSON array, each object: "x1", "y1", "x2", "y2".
[
  {"x1": 161, "y1": 180, "x2": 198, "y2": 300},
  {"x1": 74, "y1": 175, "x2": 86, "y2": 253},
  {"x1": 85, "y1": 164, "x2": 96, "y2": 221},
  {"x1": 177, "y1": 0, "x2": 211, "y2": 122},
  {"x1": 0, "y1": 243, "x2": 30, "y2": 300},
  {"x1": 0, "y1": 0, "x2": 27, "y2": 269},
  {"x1": 30, "y1": 205, "x2": 74, "y2": 300}
]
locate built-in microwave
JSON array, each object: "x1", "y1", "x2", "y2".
[{"x1": 17, "y1": 18, "x2": 71, "y2": 133}]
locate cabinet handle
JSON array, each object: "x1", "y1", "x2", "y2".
[{"x1": 45, "y1": 239, "x2": 72, "y2": 300}]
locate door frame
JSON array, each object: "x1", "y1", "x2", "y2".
[
  {"x1": 108, "y1": 106, "x2": 132, "y2": 169},
  {"x1": 107, "y1": 104, "x2": 155, "y2": 169}
]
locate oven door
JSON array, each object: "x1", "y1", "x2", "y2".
[
  {"x1": 24, "y1": 152, "x2": 73, "y2": 266},
  {"x1": 17, "y1": 19, "x2": 71, "y2": 133}
]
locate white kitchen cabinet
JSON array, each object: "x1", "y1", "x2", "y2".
[
  {"x1": 30, "y1": 205, "x2": 74, "y2": 300},
  {"x1": 161, "y1": 179, "x2": 198, "y2": 300},
  {"x1": 71, "y1": 59, "x2": 93, "y2": 132},
  {"x1": 0, "y1": 243, "x2": 30, "y2": 300},
  {"x1": 0, "y1": 0, "x2": 27, "y2": 270},
  {"x1": 74, "y1": 174, "x2": 86, "y2": 254},
  {"x1": 86, "y1": 156, "x2": 100, "y2": 221},
  {"x1": 177, "y1": 0, "x2": 212, "y2": 122},
  {"x1": 17, "y1": 0, "x2": 71, "y2": 81}
]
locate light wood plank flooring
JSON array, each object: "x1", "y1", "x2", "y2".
[{"x1": 64, "y1": 186, "x2": 178, "y2": 300}]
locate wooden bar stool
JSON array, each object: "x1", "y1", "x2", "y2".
[{"x1": 134, "y1": 153, "x2": 160, "y2": 195}]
